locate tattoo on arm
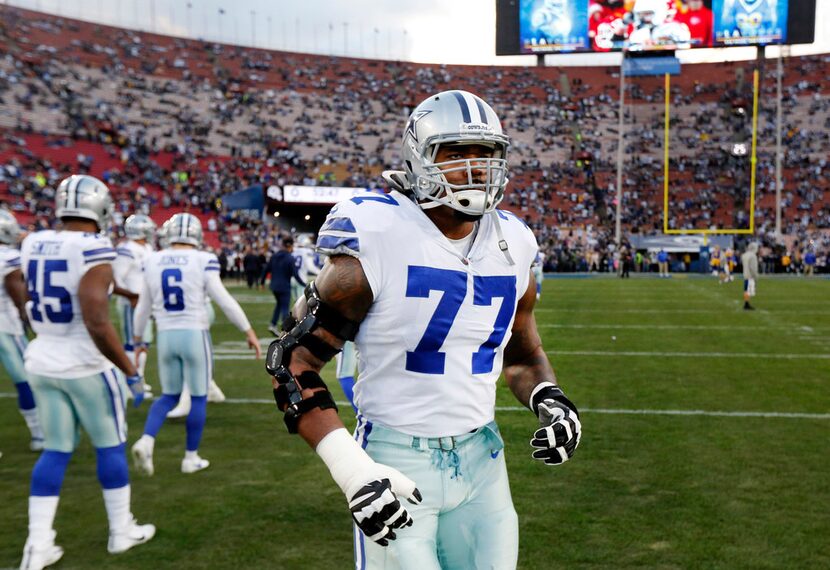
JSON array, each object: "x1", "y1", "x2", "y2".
[{"x1": 283, "y1": 254, "x2": 372, "y2": 377}]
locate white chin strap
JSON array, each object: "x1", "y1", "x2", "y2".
[{"x1": 419, "y1": 189, "x2": 491, "y2": 216}]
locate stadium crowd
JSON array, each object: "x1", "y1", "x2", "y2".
[{"x1": 0, "y1": 5, "x2": 828, "y2": 272}]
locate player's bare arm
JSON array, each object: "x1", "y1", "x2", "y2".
[
  {"x1": 503, "y1": 270, "x2": 557, "y2": 405},
  {"x1": 504, "y1": 269, "x2": 581, "y2": 466},
  {"x1": 79, "y1": 264, "x2": 138, "y2": 377},
  {"x1": 271, "y1": 253, "x2": 372, "y2": 447},
  {"x1": 267, "y1": 252, "x2": 420, "y2": 545},
  {"x1": 4, "y1": 267, "x2": 29, "y2": 324}
]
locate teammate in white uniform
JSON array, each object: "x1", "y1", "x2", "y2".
[
  {"x1": 0, "y1": 209, "x2": 44, "y2": 451},
  {"x1": 266, "y1": 90, "x2": 581, "y2": 569},
  {"x1": 113, "y1": 214, "x2": 156, "y2": 392},
  {"x1": 291, "y1": 234, "x2": 320, "y2": 305},
  {"x1": 532, "y1": 250, "x2": 544, "y2": 300},
  {"x1": 19, "y1": 175, "x2": 154, "y2": 570},
  {"x1": 131, "y1": 214, "x2": 261, "y2": 475}
]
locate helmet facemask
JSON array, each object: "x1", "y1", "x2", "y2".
[
  {"x1": 409, "y1": 137, "x2": 509, "y2": 217},
  {"x1": 399, "y1": 90, "x2": 511, "y2": 217}
]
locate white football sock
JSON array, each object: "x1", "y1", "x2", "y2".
[
  {"x1": 28, "y1": 496, "x2": 59, "y2": 544},
  {"x1": 184, "y1": 450, "x2": 200, "y2": 461},
  {"x1": 21, "y1": 408, "x2": 44, "y2": 440},
  {"x1": 103, "y1": 485, "x2": 132, "y2": 533},
  {"x1": 137, "y1": 351, "x2": 148, "y2": 378}
]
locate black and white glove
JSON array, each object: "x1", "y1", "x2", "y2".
[
  {"x1": 529, "y1": 382, "x2": 581, "y2": 465},
  {"x1": 317, "y1": 428, "x2": 422, "y2": 546}
]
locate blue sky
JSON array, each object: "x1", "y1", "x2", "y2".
[{"x1": 8, "y1": 0, "x2": 830, "y2": 66}]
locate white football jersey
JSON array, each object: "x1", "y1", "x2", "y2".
[
  {"x1": 113, "y1": 239, "x2": 153, "y2": 297},
  {"x1": 139, "y1": 248, "x2": 222, "y2": 331},
  {"x1": 20, "y1": 230, "x2": 117, "y2": 378},
  {"x1": 318, "y1": 191, "x2": 537, "y2": 437},
  {"x1": 292, "y1": 245, "x2": 320, "y2": 284},
  {"x1": 0, "y1": 244, "x2": 24, "y2": 335}
]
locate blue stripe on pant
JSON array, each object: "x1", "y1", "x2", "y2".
[
  {"x1": 352, "y1": 421, "x2": 518, "y2": 570},
  {"x1": 28, "y1": 369, "x2": 127, "y2": 452}
]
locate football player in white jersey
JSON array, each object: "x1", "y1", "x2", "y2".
[
  {"x1": 19, "y1": 175, "x2": 154, "y2": 570},
  {"x1": 291, "y1": 233, "x2": 321, "y2": 305},
  {"x1": 532, "y1": 250, "x2": 544, "y2": 300},
  {"x1": 131, "y1": 213, "x2": 261, "y2": 475},
  {"x1": 0, "y1": 209, "x2": 44, "y2": 451},
  {"x1": 266, "y1": 90, "x2": 581, "y2": 569},
  {"x1": 113, "y1": 214, "x2": 156, "y2": 392}
]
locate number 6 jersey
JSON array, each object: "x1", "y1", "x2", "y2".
[
  {"x1": 318, "y1": 191, "x2": 538, "y2": 437},
  {"x1": 21, "y1": 230, "x2": 117, "y2": 378}
]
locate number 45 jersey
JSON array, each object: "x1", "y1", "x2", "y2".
[
  {"x1": 318, "y1": 191, "x2": 538, "y2": 437},
  {"x1": 21, "y1": 230, "x2": 117, "y2": 378}
]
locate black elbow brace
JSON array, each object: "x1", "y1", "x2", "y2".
[
  {"x1": 265, "y1": 282, "x2": 358, "y2": 433},
  {"x1": 272, "y1": 371, "x2": 337, "y2": 434}
]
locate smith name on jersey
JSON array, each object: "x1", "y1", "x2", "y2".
[
  {"x1": 317, "y1": 190, "x2": 538, "y2": 437},
  {"x1": 21, "y1": 230, "x2": 117, "y2": 377}
]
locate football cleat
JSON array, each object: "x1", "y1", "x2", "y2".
[
  {"x1": 131, "y1": 438, "x2": 154, "y2": 476},
  {"x1": 207, "y1": 380, "x2": 225, "y2": 403},
  {"x1": 20, "y1": 540, "x2": 63, "y2": 570},
  {"x1": 181, "y1": 454, "x2": 210, "y2": 474},
  {"x1": 107, "y1": 518, "x2": 156, "y2": 554},
  {"x1": 166, "y1": 392, "x2": 191, "y2": 418}
]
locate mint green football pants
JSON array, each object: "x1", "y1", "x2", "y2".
[{"x1": 352, "y1": 419, "x2": 519, "y2": 569}]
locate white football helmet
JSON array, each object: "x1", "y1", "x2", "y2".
[
  {"x1": 55, "y1": 174, "x2": 113, "y2": 231},
  {"x1": 0, "y1": 209, "x2": 21, "y2": 245},
  {"x1": 157, "y1": 219, "x2": 171, "y2": 249},
  {"x1": 400, "y1": 90, "x2": 510, "y2": 216},
  {"x1": 124, "y1": 214, "x2": 157, "y2": 242},
  {"x1": 633, "y1": 0, "x2": 667, "y2": 26},
  {"x1": 295, "y1": 233, "x2": 314, "y2": 248},
  {"x1": 165, "y1": 213, "x2": 202, "y2": 247}
]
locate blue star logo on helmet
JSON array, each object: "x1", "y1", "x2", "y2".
[{"x1": 405, "y1": 110, "x2": 432, "y2": 143}]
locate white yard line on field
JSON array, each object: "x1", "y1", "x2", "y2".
[
  {"x1": 3, "y1": 394, "x2": 824, "y2": 419},
  {"x1": 545, "y1": 350, "x2": 830, "y2": 359}
]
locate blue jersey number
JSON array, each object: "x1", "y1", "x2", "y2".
[
  {"x1": 26, "y1": 259, "x2": 73, "y2": 323},
  {"x1": 161, "y1": 268, "x2": 185, "y2": 312},
  {"x1": 405, "y1": 266, "x2": 517, "y2": 375},
  {"x1": 350, "y1": 193, "x2": 399, "y2": 206}
]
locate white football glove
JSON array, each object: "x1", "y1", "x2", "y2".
[
  {"x1": 316, "y1": 428, "x2": 422, "y2": 546},
  {"x1": 529, "y1": 382, "x2": 581, "y2": 465}
]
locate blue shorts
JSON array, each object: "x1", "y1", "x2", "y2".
[
  {"x1": 352, "y1": 419, "x2": 518, "y2": 569},
  {"x1": 0, "y1": 332, "x2": 28, "y2": 385},
  {"x1": 28, "y1": 368, "x2": 127, "y2": 452},
  {"x1": 156, "y1": 329, "x2": 213, "y2": 397}
]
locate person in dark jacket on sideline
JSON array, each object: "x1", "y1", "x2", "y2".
[
  {"x1": 267, "y1": 237, "x2": 304, "y2": 335},
  {"x1": 242, "y1": 247, "x2": 262, "y2": 289}
]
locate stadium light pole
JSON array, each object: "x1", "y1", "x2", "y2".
[
  {"x1": 615, "y1": 54, "x2": 626, "y2": 246},
  {"x1": 343, "y1": 22, "x2": 348, "y2": 56},
  {"x1": 774, "y1": 45, "x2": 784, "y2": 239},
  {"x1": 250, "y1": 10, "x2": 256, "y2": 47}
]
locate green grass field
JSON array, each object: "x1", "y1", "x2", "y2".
[{"x1": 1, "y1": 276, "x2": 829, "y2": 569}]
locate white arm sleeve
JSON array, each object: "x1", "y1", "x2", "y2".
[
  {"x1": 205, "y1": 271, "x2": 251, "y2": 332},
  {"x1": 132, "y1": 280, "x2": 152, "y2": 341}
]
